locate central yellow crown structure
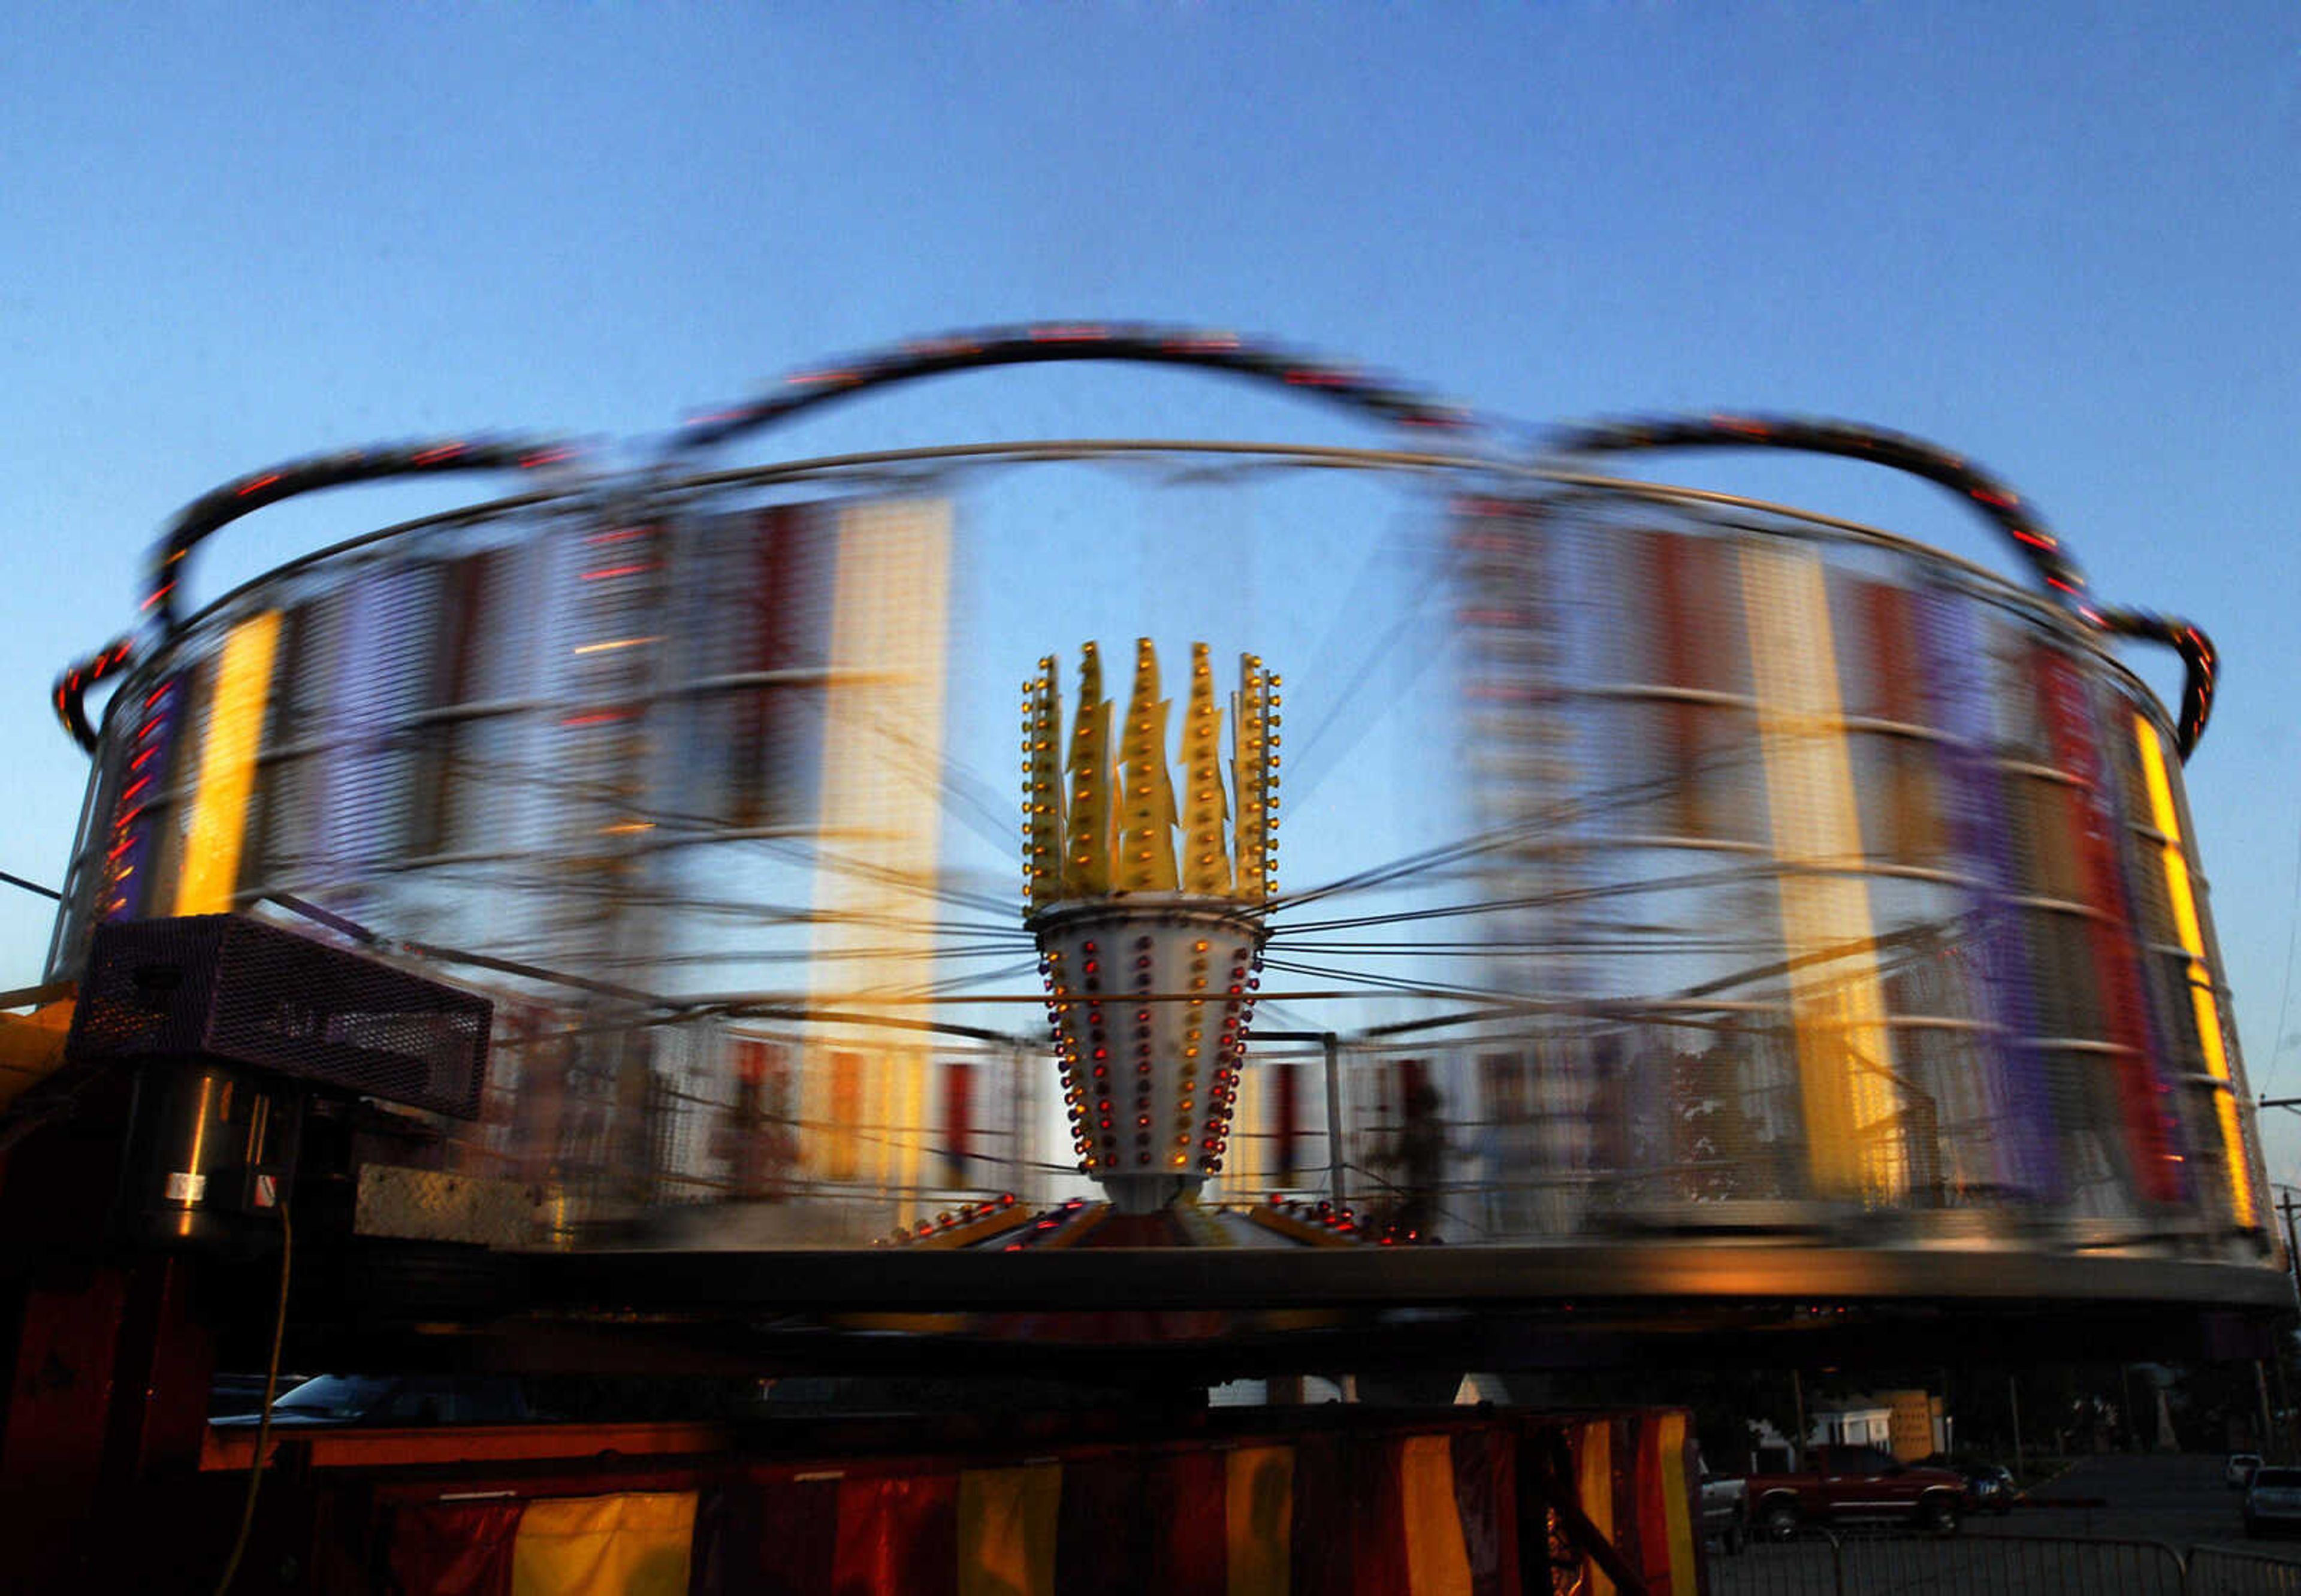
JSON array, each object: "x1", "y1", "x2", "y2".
[{"x1": 1023, "y1": 640, "x2": 1281, "y2": 1211}]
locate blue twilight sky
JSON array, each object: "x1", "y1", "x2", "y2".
[{"x1": 8, "y1": 4, "x2": 2301, "y2": 1175}]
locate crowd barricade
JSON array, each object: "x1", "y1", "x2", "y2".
[{"x1": 1711, "y1": 1525, "x2": 2301, "y2": 1596}]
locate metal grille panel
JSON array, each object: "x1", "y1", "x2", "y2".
[{"x1": 67, "y1": 914, "x2": 490, "y2": 1118}]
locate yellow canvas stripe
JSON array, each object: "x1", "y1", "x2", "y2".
[
  {"x1": 2134, "y1": 714, "x2": 2255, "y2": 1227},
  {"x1": 959, "y1": 1464, "x2": 1060, "y2": 1596},
  {"x1": 1656, "y1": 1412, "x2": 1696, "y2": 1596},
  {"x1": 1739, "y1": 544, "x2": 1904, "y2": 1202},
  {"x1": 1400, "y1": 1435, "x2": 1472, "y2": 1596},
  {"x1": 174, "y1": 610, "x2": 283, "y2": 916},
  {"x1": 1226, "y1": 1444, "x2": 1293, "y2": 1596},
  {"x1": 1579, "y1": 1420, "x2": 1614, "y2": 1596},
  {"x1": 511, "y1": 1491, "x2": 696, "y2": 1596}
]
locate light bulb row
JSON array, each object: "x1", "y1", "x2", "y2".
[{"x1": 1039, "y1": 926, "x2": 1266, "y2": 1176}]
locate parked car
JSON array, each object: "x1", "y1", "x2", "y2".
[
  {"x1": 1698, "y1": 1460, "x2": 1747, "y2": 1555},
  {"x1": 2228, "y1": 1453, "x2": 2265, "y2": 1489},
  {"x1": 2245, "y1": 1467, "x2": 2301, "y2": 1537},
  {"x1": 208, "y1": 1372, "x2": 309, "y2": 1420},
  {"x1": 1744, "y1": 1445, "x2": 1968, "y2": 1539},
  {"x1": 1965, "y1": 1462, "x2": 2021, "y2": 1516},
  {"x1": 210, "y1": 1374, "x2": 532, "y2": 1428}
]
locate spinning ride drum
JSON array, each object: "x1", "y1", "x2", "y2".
[{"x1": 42, "y1": 327, "x2": 2282, "y2": 1346}]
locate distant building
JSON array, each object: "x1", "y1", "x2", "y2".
[
  {"x1": 1744, "y1": 1388, "x2": 1952, "y2": 1470},
  {"x1": 1807, "y1": 1391, "x2": 1950, "y2": 1460}
]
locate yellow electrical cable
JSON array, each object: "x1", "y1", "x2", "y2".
[{"x1": 212, "y1": 1198, "x2": 291, "y2": 1596}]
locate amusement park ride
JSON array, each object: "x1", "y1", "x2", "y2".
[{"x1": 0, "y1": 325, "x2": 2289, "y2": 1589}]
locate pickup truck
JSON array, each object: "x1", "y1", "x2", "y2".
[{"x1": 1744, "y1": 1444, "x2": 1968, "y2": 1538}]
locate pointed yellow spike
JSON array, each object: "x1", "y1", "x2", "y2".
[
  {"x1": 1231, "y1": 654, "x2": 1275, "y2": 902},
  {"x1": 1180, "y1": 642, "x2": 1233, "y2": 895},
  {"x1": 1151, "y1": 700, "x2": 1179, "y2": 833},
  {"x1": 1039, "y1": 639, "x2": 1276, "y2": 905},
  {"x1": 1115, "y1": 639, "x2": 1179, "y2": 891},
  {"x1": 1064, "y1": 643, "x2": 1112, "y2": 897},
  {"x1": 1025, "y1": 658, "x2": 1067, "y2": 910}
]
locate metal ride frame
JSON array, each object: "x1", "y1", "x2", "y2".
[{"x1": 31, "y1": 325, "x2": 2291, "y2": 1379}]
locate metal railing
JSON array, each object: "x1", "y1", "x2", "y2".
[
  {"x1": 1708, "y1": 1528, "x2": 2301, "y2": 1595},
  {"x1": 2186, "y1": 1546, "x2": 2301, "y2": 1595}
]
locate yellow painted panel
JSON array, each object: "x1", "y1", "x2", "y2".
[
  {"x1": 173, "y1": 611, "x2": 282, "y2": 915},
  {"x1": 511, "y1": 1491, "x2": 696, "y2": 1596},
  {"x1": 1226, "y1": 1444, "x2": 1294, "y2": 1596}
]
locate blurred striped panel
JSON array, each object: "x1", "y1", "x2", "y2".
[
  {"x1": 804, "y1": 498, "x2": 952, "y2": 1203},
  {"x1": 1916, "y1": 584, "x2": 2060, "y2": 1202},
  {"x1": 1739, "y1": 542, "x2": 1904, "y2": 1204},
  {"x1": 172, "y1": 610, "x2": 282, "y2": 915},
  {"x1": 2032, "y1": 644, "x2": 2185, "y2": 1206},
  {"x1": 2134, "y1": 714, "x2": 2254, "y2": 1228}
]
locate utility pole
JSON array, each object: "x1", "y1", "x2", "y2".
[
  {"x1": 2257, "y1": 1360, "x2": 2278, "y2": 1457},
  {"x1": 1323, "y1": 1032, "x2": 1346, "y2": 1206},
  {"x1": 2281, "y1": 1187, "x2": 2301, "y2": 1299},
  {"x1": 2010, "y1": 1374, "x2": 2025, "y2": 1473},
  {"x1": 2279, "y1": 1186, "x2": 2301, "y2": 1458}
]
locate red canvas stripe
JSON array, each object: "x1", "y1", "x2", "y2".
[
  {"x1": 832, "y1": 1473, "x2": 960, "y2": 1596},
  {"x1": 1057, "y1": 1452, "x2": 1145, "y2": 1596},
  {"x1": 1146, "y1": 1446, "x2": 1225, "y2": 1596},
  {"x1": 1448, "y1": 1426, "x2": 1520, "y2": 1596},
  {"x1": 1350, "y1": 1435, "x2": 1411, "y2": 1594},
  {"x1": 384, "y1": 1497, "x2": 520, "y2": 1596},
  {"x1": 1288, "y1": 1434, "x2": 1350, "y2": 1596}
]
